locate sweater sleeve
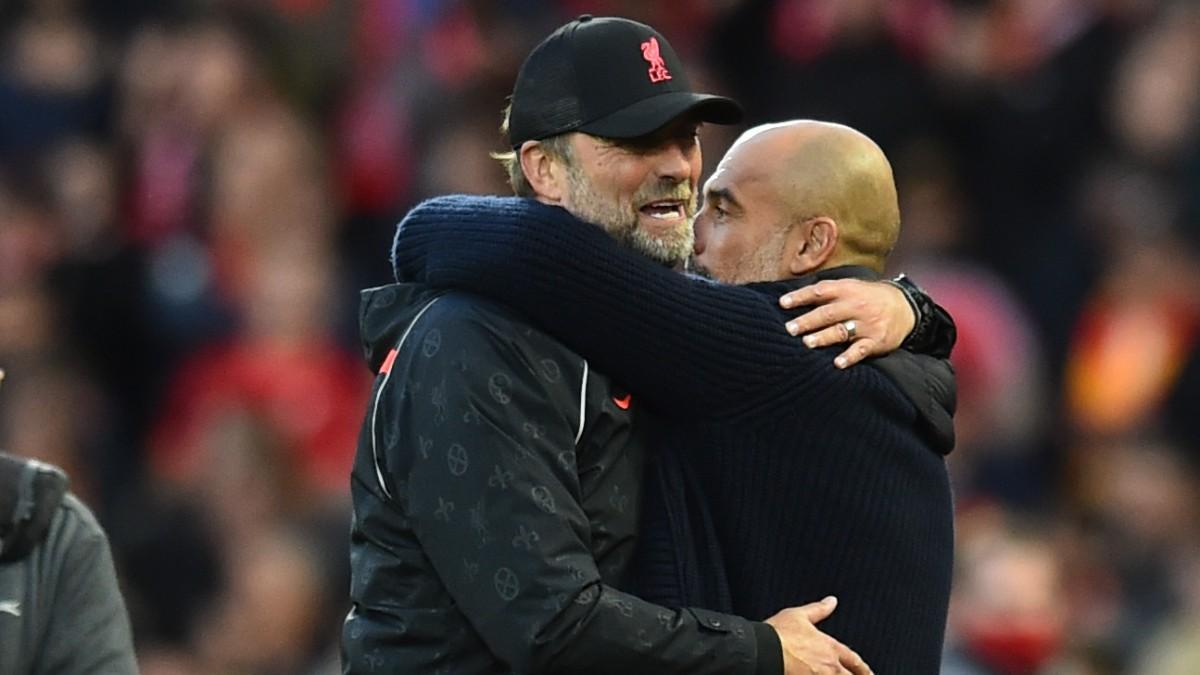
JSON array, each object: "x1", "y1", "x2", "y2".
[{"x1": 392, "y1": 195, "x2": 835, "y2": 418}]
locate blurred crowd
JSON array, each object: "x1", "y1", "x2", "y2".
[{"x1": 0, "y1": 0, "x2": 1196, "y2": 673}]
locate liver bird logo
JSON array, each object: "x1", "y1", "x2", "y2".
[{"x1": 640, "y1": 37, "x2": 672, "y2": 83}]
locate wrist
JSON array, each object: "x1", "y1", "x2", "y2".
[
  {"x1": 885, "y1": 275, "x2": 925, "y2": 342},
  {"x1": 752, "y1": 622, "x2": 785, "y2": 675},
  {"x1": 887, "y1": 273, "x2": 956, "y2": 358}
]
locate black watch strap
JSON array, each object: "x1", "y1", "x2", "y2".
[{"x1": 886, "y1": 274, "x2": 957, "y2": 359}]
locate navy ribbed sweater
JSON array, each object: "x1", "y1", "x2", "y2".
[{"x1": 392, "y1": 195, "x2": 956, "y2": 674}]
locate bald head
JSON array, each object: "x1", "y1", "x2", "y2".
[
  {"x1": 701, "y1": 121, "x2": 899, "y2": 278},
  {"x1": 691, "y1": 119, "x2": 901, "y2": 282}
]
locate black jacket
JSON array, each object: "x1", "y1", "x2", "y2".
[
  {"x1": 341, "y1": 284, "x2": 782, "y2": 674},
  {"x1": 392, "y1": 195, "x2": 958, "y2": 674}
]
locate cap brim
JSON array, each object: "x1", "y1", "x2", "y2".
[{"x1": 577, "y1": 92, "x2": 743, "y2": 139}]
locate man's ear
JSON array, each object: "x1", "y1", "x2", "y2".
[
  {"x1": 785, "y1": 216, "x2": 839, "y2": 276},
  {"x1": 519, "y1": 141, "x2": 565, "y2": 202}
]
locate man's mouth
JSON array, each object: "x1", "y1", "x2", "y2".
[{"x1": 638, "y1": 199, "x2": 687, "y2": 221}]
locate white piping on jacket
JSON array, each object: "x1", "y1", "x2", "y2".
[
  {"x1": 371, "y1": 297, "x2": 441, "y2": 499},
  {"x1": 575, "y1": 359, "x2": 589, "y2": 445}
]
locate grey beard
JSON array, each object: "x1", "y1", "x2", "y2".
[
  {"x1": 564, "y1": 167, "x2": 694, "y2": 267},
  {"x1": 570, "y1": 200, "x2": 694, "y2": 267}
]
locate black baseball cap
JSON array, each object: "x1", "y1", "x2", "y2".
[{"x1": 507, "y1": 15, "x2": 743, "y2": 147}]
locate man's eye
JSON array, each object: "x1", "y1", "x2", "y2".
[
  {"x1": 620, "y1": 139, "x2": 657, "y2": 154},
  {"x1": 677, "y1": 131, "x2": 700, "y2": 151}
]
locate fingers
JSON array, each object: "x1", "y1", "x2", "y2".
[
  {"x1": 782, "y1": 280, "x2": 913, "y2": 363},
  {"x1": 792, "y1": 320, "x2": 878, "y2": 370},
  {"x1": 786, "y1": 300, "x2": 856, "y2": 337},
  {"x1": 833, "y1": 339, "x2": 877, "y2": 369},
  {"x1": 799, "y1": 323, "x2": 850, "y2": 347},
  {"x1": 838, "y1": 644, "x2": 872, "y2": 675},
  {"x1": 802, "y1": 651, "x2": 859, "y2": 675},
  {"x1": 799, "y1": 596, "x2": 838, "y2": 623},
  {"x1": 779, "y1": 279, "x2": 858, "y2": 310}
]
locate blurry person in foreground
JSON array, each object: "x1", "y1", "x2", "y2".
[{"x1": 0, "y1": 368, "x2": 139, "y2": 674}]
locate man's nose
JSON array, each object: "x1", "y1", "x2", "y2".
[
  {"x1": 693, "y1": 212, "x2": 708, "y2": 255},
  {"x1": 654, "y1": 142, "x2": 693, "y2": 181}
]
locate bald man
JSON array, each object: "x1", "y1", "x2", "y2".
[
  {"x1": 690, "y1": 121, "x2": 900, "y2": 283},
  {"x1": 393, "y1": 120, "x2": 956, "y2": 674}
]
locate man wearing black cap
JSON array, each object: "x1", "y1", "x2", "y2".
[
  {"x1": 343, "y1": 15, "x2": 881, "y2": 675},
  {"x1": 495, "y1": 13, "x2": 741, "y2": 270}
]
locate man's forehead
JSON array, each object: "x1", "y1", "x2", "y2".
[
  {"x1": 702, "y1": 170, "x2": 727, "y2": 196},
  {"x1": 705, "y1": 148, "x2": 750, "y2": 189},
  {"x1": 703, "y1": 171, "x2": 747, "y2": 213},
  {"x1": 705, "y1": 151, "x2": 774, "y2": 200}
]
